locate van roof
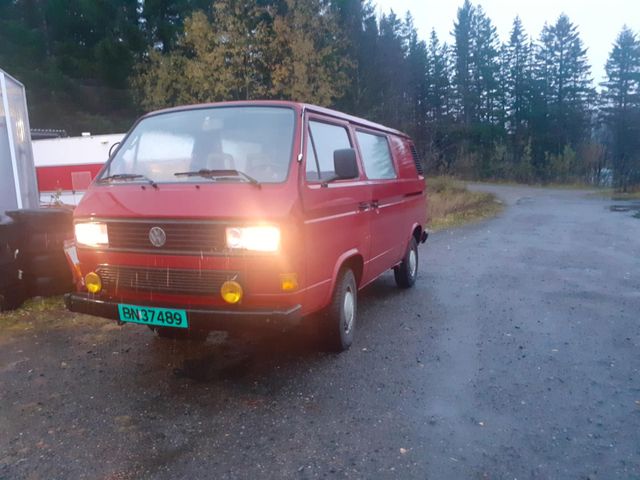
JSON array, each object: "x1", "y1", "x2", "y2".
[{"x1": 146, "y1": 100, "x2": 411, "y2": 139}]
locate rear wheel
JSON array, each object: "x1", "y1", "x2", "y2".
[
  {"x1": 323, "y1": 268, "x2": 357, "y2": 352},
  {"x1": 394, "y1": 237, "x2": 418, "y2": 288}
]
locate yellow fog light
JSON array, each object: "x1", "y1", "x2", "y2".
[
  {"x1": 280, "y1": 273, "x2": 298, "y2": 292},
  {"x1": 221, "y1": 280, "x2": 243, "y2": 304},
  {"x1": 85, "y1": 272, "x2": 102, "y2": 294}
]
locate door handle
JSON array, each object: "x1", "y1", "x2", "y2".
[
  {"x1": 371, "y1": 200, "x2": 380, "y2": 209},
  {"x1": 358, "y1": 202, "x2": 370, "y2": 211}
]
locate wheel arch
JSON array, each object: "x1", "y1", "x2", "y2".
[
  {"x1": 328, "y1": 249, "x2": 364, "y2": 300},
  {"x1": 411, "y1": 223, "x2": 427, "y2": 245}
]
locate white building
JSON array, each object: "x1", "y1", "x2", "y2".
[{"x1": 33, "y1": 133, "x2": 124, "y2": 205}]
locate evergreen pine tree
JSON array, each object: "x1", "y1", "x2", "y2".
[
  {"x1": 404, "y1": 13, "x2": 429, "y2": 155},
  {"x1": 331, "y1": 0, "x2": 378, "y2": 116},
  {"x1": 601, "y1": 26, "x2": 640, "y2": 190},
  {"x1": 425, "y1": 30, "x2": 455, "y2": 172},
  {"x1": 453, "y1": 0, "x2": 475, "y2": 126},
  {"x1": 504, "y1": 17, "x2": 532, "y2": 144},
  {"x1": 536, "y1": 14, "x2": 594, "y2": 154}
]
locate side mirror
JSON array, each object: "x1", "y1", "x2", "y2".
[
  {"x1": 108, "y1": 142, "x2": 120, "y2": 158},
  {"x1": 333, "y1": 148, "x2": 359, "y2": 180}
]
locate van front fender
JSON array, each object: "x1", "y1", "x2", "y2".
[{"x1": 325, "y1": 249, "x2": 364, "y2": 303}]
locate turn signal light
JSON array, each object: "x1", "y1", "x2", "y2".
[
  {"x1": 280, "y1": 273, "x2": 298, "y2": 292},
  {"x1": 221, "y1": 280, "x2": 243, "y2": 304},
  {"x1": 85, "y1": 272, "x2": 102, "y2": 294}
]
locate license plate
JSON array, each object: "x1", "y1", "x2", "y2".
[{"x1": 117, "y1": 304, "x2": 188, "y2": 329}]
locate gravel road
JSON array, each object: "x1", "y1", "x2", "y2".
[{"x1": 1, "y1": 184, "x2": 639, "y2": 479}]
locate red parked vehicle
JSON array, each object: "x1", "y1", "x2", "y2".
[{"x1": 64, "y1": 101, "x2": 428, "y2": 351}]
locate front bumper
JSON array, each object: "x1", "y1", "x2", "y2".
[{"x1": 64, "y1": 293, "x2": 303, "y2": 331}]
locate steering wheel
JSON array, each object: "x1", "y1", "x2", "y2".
[
  {"x1": 251, "y1": 162, "x2": 283, "y2": 181},
  {"x1": 203, "y1": 153, "x2": 235, "y2": 170}
]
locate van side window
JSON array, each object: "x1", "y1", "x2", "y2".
[
  {"x1": 356, "y1": 131, "x2": 396, "y2": 180},
  {"x1": 306, "y1": 121, "x2": 352, "y2": 180}
]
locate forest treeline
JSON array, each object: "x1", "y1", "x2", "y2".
[{"x1": 1, "y1": 0, "x2": 639, "y2": 189}]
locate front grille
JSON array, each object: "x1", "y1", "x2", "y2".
[
  {"x1": 107, "y1": 221, "x2": 225, "y2": 254},
  {"x1": 97, "y1": 265, "x2": 237, "y2": 295}
]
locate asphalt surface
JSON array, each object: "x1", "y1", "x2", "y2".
[{"x1": 1, "y1": 185, "x2": 639, "y2": 479}]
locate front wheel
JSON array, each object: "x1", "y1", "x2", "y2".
[
  {"x1": 323, "y1": 268, "x2": 357, "y2": 352},
  {"x1": 394, "y1": 237, "x2": 418, "y2": 288}
]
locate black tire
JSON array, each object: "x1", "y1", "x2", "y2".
[
  {"x1": 25, "y1": 275, "x2": 74, "y2": 297},
  {"x1": 0, "y1": 264, "x2": 20, "y2": 290},
  {"x1": 0, "y1": 249, "x2": 16, "y2": 267},
  {"x1": 394, "y1": 237, "x2": 418, "y2": 289},
  {"x1": 153, "y1": 327, "x2": 209, "y2": 342},
  {"x1": 0, "y1": 246, "x2": 14, "y2": 265},
  {"x1": 28, "y1": 252, "x2": 72, "y2": 278},
  {"x1": 6, "y1": 208, "x2": 73, "y2": 234},
  {"x1": 22, "y1": 231, "x2": 72, "y2": 254},
  {"x1": 0, "y1": 215, "x2": 19, "y2": 247},
  {"x1": 323, "y1": 268, "x2": 357, "y2": 352},
  {"x1": 0, "y1": 281, "x2": 25, "y2": 311}
]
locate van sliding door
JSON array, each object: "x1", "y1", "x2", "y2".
[{"x1": 355, "y1": 130, "x2": 405, "y2": 278}]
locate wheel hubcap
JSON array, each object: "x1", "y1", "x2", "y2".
[
  {"x1": 409, "y1": 249, "x2": 417, "y2": 278},
  {"x1": 343, "y1": 289, "x2": 355, "y2": 335}
]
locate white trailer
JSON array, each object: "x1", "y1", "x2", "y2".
[{"x1": 0, "y1": 68, "x2": 39, "y2": 213}]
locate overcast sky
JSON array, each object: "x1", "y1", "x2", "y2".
[{"x1": 374, "y1": 0, "x2": 640, "y2": 85}]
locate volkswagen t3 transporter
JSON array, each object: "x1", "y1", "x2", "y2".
[{"x1": 64, "y1": 101, "x2": 428, "y2": 351}]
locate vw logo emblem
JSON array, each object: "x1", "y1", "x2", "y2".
[{"x1": 148, "y1": 226, "x2": 166, "y2": 248}]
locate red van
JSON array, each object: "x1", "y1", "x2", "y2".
[{"x1": 64, "y1": 101, "x2": 428, "y2": 351}]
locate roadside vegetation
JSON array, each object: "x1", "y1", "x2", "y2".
[
  {"x1": 587, "y1": 186, "x2": 640, "y2": 200},
  {"x1": 427, "y1": 177, "x2": 503, "y2": 230},
  {"x1": 607, "y1": 189, "x2": 640, "y2": 200}
]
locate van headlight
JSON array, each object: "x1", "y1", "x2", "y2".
[
  {"x1": 226, "y1": 226, "x2": 280, "y2": 252},
  {"x1": 75, "y1": 222, "x2": 109, "y2": 247}
]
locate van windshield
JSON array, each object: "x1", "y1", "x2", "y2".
[{"x1": 100, "y1": 106, "x2": 296, "y2": 184}]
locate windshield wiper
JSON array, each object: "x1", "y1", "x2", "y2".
[
  {"x1": 98, "y1": 173, "x2": 158, "y2": 189},
  {"x1": 174, "y1": 169, "x2": 261, "y2": 188}
]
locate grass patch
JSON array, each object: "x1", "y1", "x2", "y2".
[
  {"x1": 0, "y1": 296, "x2": 66, "y2": 332},
  {"x1": 427, "y1": 176, "x2": 503, "y2": 231}
]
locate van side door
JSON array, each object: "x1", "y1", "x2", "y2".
[
  {"x1": 354, "y1": 129, "x2": 405, "y2": 278},
  {"x1": 300, "y1": 117, "x2": 372, "y2": 314}
]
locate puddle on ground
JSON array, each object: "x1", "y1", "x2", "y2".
[
  {"x1": 609, "y1": 202, "x2": 640, "y2": 214},
  {"x1": 516, "y1": 196, "x2": 534, "y2": 205}
]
